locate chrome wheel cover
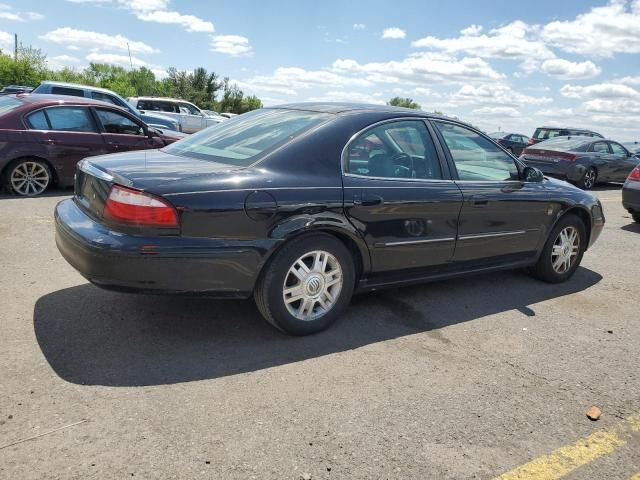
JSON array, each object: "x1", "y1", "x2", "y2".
[
  {"x1": 283, "y1": 250, "x2": 343, "y2": 321},
  {"x1": 583, "y1": 169, "x2": 596, "y2": 189},
  {"x1": 551, "y1": 226, "x2": 580, "y2": 274},
  {"x1": 11, "y1": 161, "x2": 50, "y2": 196}
]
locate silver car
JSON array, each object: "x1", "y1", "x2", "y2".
[{"x1": 128, "y1": 97, "x2": 223, "y2": 133}]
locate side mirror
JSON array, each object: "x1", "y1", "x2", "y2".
[{"x1": 523, "y1": 166, "x2": 544, "y2": 183}]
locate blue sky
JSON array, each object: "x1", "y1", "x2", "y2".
[{"x1": 1, "y1": 0, "x2": 639, "y2": 140}]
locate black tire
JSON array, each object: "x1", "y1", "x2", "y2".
[
  {"x1": 5, "y1": 158, "x2": 52, "y2": 196},
  {"x1": 632, "y1": 212, "x2": 640, "y2": 223},
  {"x1": 530, "y1": 214, "x2": 586, "y2": 283},
  {"x1": 578, "y1": 167, "x2": 597, "y2": 190},
  {"x1": 254, "y1": 233, "x2": 356, "y2": 335}
]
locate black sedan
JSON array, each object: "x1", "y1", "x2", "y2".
[
  {"x1": 520, "y1": 136, "x2": 640, "y2": 190},
  {"x1": 622, "y1": 164, "x2": 640, "y2": 223},
  {"x1": 488, "y1": 132, "x2": 529, "y2": 156},
  {"x1": 55, "y1": 103, "x2": 605, "y2": 335}
]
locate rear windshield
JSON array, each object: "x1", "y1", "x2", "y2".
[
  {"x1": 163, "y1": 108, "x2": 332, "y2": 166},
  {"x1": 0, "y1": 96, "x2": 24, "y2": 115},
  {"x1": 533, "y1": 128, "x2": 565, "y2": 140},
  {"x1": 529, "y1": 137, "x2": 590, "y2": 151}
]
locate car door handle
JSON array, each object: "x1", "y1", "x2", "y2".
[
  {"x1": 46, "y1": 139, "x2": 57, "y2": 145},
  {"x1": 107, "y1": 141, "x2": 121, "y2": 147},
  {"x1": 501, "y1": 184, "x2": 523, "y2": 193},
  {"x1": 354, "y1": 194, "x2": 384, "y2": 207}
]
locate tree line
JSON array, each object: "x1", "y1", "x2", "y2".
[{"x1": 0, "y1": 45, "x2": 262, "y2": 114}]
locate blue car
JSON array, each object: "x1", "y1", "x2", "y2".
[{"x1": 31, "y1": 81, "x2": 182, "y2": 132}]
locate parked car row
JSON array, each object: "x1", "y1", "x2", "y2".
[{"x1": 129, "y1": 96, "x2": 224, "y2": 133}]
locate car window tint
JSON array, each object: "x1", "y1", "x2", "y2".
[
  {"x1": 51, "y1": 86, "x2": 84, "y2": 97},
  {"x1": 45, "y1": 107, "x2": 96, "y2": 133},
  {"x1": 592, "y1": 142, "x2": 610, "y2": 153},
  {"x1": 90, "y1": 92, "x2": 118, "y2": 105},
  {"x1": 435, "y1": 122, "x2": 519, "y2": 182},
  {"x1": 179, "y1": 102, "x2": 200, "y2": 115},
  {"x1": 151, "y1": 101, "x2": 176, "y2": 113},
  {"x1": 163, "y1": 108, "x2": 331, "y2": 167},
  {"x1": 535, "y1": 128, "x2": 561, "y2": 140},
  {"x1": 347, "y1": 120, "x2": 442, "y2": 180},
  {"x1": 27, "y1": 110, "x2": 49, "y2": 129},
  {"x1": 610, "y1": 143, "x2": 627, "y2": 156},
  {"x1": 95, "y1": 108, "x2": 144, "y2": 135}
]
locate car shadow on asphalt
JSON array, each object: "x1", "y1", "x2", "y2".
[
  {"x1": 33, "y1": 267, "x2": 602, "y2": 387},
  {"x1": 621, "y1": 222, "x2": 640, "y2": 233},
  {"x1": 0, "y1": 189, "x2": 72, "y2": 201}
]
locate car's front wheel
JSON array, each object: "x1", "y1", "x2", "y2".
[
  {"x1": 6, "y1": 158, "x2": 52, "y2": 196},
  {"x1": 578, "y1": 167, "x2": 597, "y2": 190},
  {"x1": 530, "y1": 214, "x2": 586, "y2": 283},
  {"x1": 255, "y1": 233, "x2": 355, "y2": 335}
]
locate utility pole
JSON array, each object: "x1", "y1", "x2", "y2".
[
  {"x1": 127, "y1": 42, "x2": 133, "y2": 70},
  {"x1": 14, "y1": 33, "x2": 18, "y2": 61}
]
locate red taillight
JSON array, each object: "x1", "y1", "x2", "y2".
[
  {"x1": 558, "y1": 152, "x2": 578, "y2": 161},
  {"x1": 627, "y1": 165, "x2": 640, "y2": 182},
  {"x1": 104, "y1": 185, "x2": 178, "y2": 227}
]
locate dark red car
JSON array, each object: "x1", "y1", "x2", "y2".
[{"x1": 0, "y1": 94, "x2": 185, "y2": 196}]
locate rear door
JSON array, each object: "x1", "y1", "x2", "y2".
[
  {"x1": 93, "y1": 107, "x2": 163, "y2": 153},
  {"x1": 432, "y1": 121, "x2": 549, "y2": 263},
  {"x1": 343, "y1": 118, "x2": 462, "y2": 272},
  {"x1": 27, "y1": 106, "x2": 107, "y2": 185}
]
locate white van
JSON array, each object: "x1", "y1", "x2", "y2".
[{"x1": 128, "y1": 97, "x2": 224, "y2": 133}]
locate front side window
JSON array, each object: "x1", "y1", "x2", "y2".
[
  {"x1": 435, "y1": 122, "x2": 519, "y2": 182},
  {"x1": 346, "y1": 120, "x2": 442, "y2": 180},
  {"x1": 163, "y1": 108, "x2": 331, "y2": 167},
  {"x1": 95, "y1": 108, "x2": 144, "y2": 136},
  {"x1": 45, "y1": 107, "x2": 96, "y2": 133},
  {"x1": 610, "y1": 142, "x2": 627, "y2": 156},
  {"x1": 91, "y1": 92, "x2": 118, "y2": 105}
]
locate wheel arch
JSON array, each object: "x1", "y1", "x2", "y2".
[
  {"x1": 1, "y1": 155, "x2": 59, "y2": 187},
  {"x1": 554, "y1": 205, "x2": 593, "y2": 250}
]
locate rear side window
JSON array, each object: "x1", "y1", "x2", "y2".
[
  {"x1": 45, "y1": 107, "x2": 97, "y2": 132},
  {"x1": 591, "y1": 142, "x2": 610, "y2": 154},
  {"x1": 149, "y1": 100, "x2": 176, "y2": 113},
  {"x1": 346, "y1": 120, "x2": 442, "y2": 180},
  {"x1": 533, "y1": 128, "x2": 561, "y2": 140},
  {"x1": 163, "y1": 108, "x2": 331, "y2": 167},
  {"x1": 27, "y1": 110, "x2": 49, "y2": 129},
  {"x1": 51, "y1": 86, "x2": 85, "y2": 97},
  {"x1": 435, "y1": 122, "x2": 519, "y2": 182}
]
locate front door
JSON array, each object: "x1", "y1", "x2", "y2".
[
  {"x1": 179, "y1": 102, "x2": 204, "y2": 133},
  {"x1": 93, "y1": 107, "x2": 163, "y2": 153},
  {"x1": 432, "y1": 121, "x2": 550, "y2": 263},
  {"x1": 608, "y1": 142, "x2": 640, "y2": 182},
  {"x1": 343, "y1": 119, "x2": 463, "y2": 272}
]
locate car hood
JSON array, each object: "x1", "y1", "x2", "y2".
[{"x1": 84, "y1": 149, "x2": 252, "y2": 194}]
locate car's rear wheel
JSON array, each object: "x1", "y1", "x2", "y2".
[
  {"x1": 255, "y1": 233, "x2": 355, "y2": 335},
  {"x1": 578, "y1": 167, "x2": 597, "y2": 190},
  {"x1": 632, "y1": 212, "x2": 640, "y2": 223},
  {"x1": 6, "y1": 159, "x2": 51, "y2": 196},
  {"x1": 530, "y1": 214, "x2": 586, "y2": 283}
]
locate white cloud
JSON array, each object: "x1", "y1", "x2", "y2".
[
  {"x1": 382, "y1": 27, "x2": 406, "y2": 39},
  {"x1": 412, "y1": 21, "x2": 555, "y2": 61},
  {"x1": 353, "y1": 23, "x2": 366, "y2": 30},
  {"x1": 47, "y1": 55, "x2": 81, "y2": 71},
  {"x1": 471, "y1": 106, "x2": 521, "y2": 117},
  {"x1": 0, "y1": 4, "x2": 43, "y2": 21},
  {"x1": 450, "y1": 84, "x2": 552, "y2": 107},
  {"x1": 133, "y1": 10, "x2": 214, "y2": 32},
  {"x1": 307, "y1": 91, "x2": 386, "y2": 105},
  {"x1": 541, "y1": 0, "x2": 640, "y2": 57},
  {"x1": 40, "y1": 27, "x2": 158, "y2": 54},
  {"x1": 540, "y1": 58, "x2": 601, "y2": 79},
  {"x1": 460, "y1": 24, "x2": 483, "y2": 36},
  {"x1": 560, "y1": 83, "x2": 640, "y2": 99},
  {"x1": 615, "y1": 76, "x2": 640, "y2": 85},
  {"x1": 0, "y1": 30, "x2": 12, "y2": 49},
  {"x1": 210, "y1": 35, "x2": 253, "y2": 57}
]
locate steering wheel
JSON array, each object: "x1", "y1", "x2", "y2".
[{"x1": 390, "y1": 152, "x2": 413, "y2": 178}]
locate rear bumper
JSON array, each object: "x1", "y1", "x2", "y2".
[
  {"x1": 622, "y1": 180, "x2": 640, "y2": 212},
  {"x1": 55, "y1": 198, "x2": 272, "y2": 298}
]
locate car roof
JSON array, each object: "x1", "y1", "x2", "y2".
[
  {"x1": 268, "y1": 102, "x2": 454, "y2": 120},
  {"x1": 38, "y1": 81, "x2": 123, "y2": 96},
  {"x1": 131, "y1": 96, "x2": 194, "y2": 102},
  {"x1": 15, "y1": 93, "x2": 126, "y2": 108},
  {"x1": 536, "y1": 126, "x2": 599, "y2": 132}
]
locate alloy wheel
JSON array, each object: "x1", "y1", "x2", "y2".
[
  {"x1": 10, "y1": 161, "x2": 50, "y2": 196},
  {"x1": 551, "y1": 226, "x2": 580, "y2": 274},
  {"x1": 583, "y1": 169, "x2": 596, "y2": 189},
  {"x1": 282, "y1": 250, "x2": 343, "y2": 321}
]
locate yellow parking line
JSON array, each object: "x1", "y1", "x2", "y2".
[
  {"x1": 494, "y1": 416, "x2": 640, "y2": 480},
  {"x1": 630, "y1": 474, "x2": 640, "y2": 480}
]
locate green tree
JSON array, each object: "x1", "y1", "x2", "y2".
[
  {"x1": 0, "y1": 46, "x2": 48, "y2": 87},
  {"x1": 387, "y1": 97, "x2": 421, "y2": 109}
]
